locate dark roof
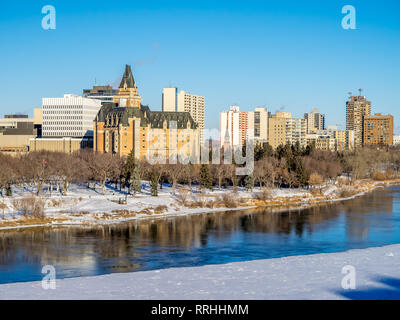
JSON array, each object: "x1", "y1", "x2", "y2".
[
  {"x1": 96, "y1": 104, "x2": 198, "y2": 129},
  {"x1": 119, "y1": 65, "x2": 136, "y2": 89}
]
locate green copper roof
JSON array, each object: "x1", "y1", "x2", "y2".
[{"x1": 96, "y1": 104, "x2": 198, "y2": 130}]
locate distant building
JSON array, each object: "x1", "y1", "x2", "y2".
[
  {"x1": 268, "y1": 112, "x2": 291, "y2": 149},
  {"x1": 162, "y1": 87, "x2": 178, "y2": 112},
  {"x1": 304, "y1": 108, "x2": 325, "y2": 133},
  {"x1": 29, "y1": 137, "x2": 92, "y2": 153},
  {"x1": 0, "y1": 112, "x2": 41, "y2": 154},
  {"x1": 393, "y1": 135, "x2": 400, "y2": 146},
  {"x1": 42, "y1": 94, "x2": 102, "y2": 138},
  {"x1": 83, "y1": 85, "x2": 118, "y2": 105},
  {"x1": 268, "y1": 112, "x2": 306, "y2": 149},
  {"x1": 220, "y1": 106, "x2": 247, "y2": 149},
  {"x1": 346, "y1": 95, "x2": 371, "y2": 148},
  {"x1": 285, "y1": 117, "x2": 307, "y2": 148},
  {"x1": 248, "y1": 107, "x2": 269, "y2": 144},
  {"x1": 363, "y1": 113, "x2": 393, "y2": 146},
  {"x1": 333, "y1": 129, "x2": 355, "y2": 151},
  {"x1": 162, "y1": 88, "x2": 205, "y2": 146}
]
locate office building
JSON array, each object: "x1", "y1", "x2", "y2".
[
  {"x1": 42, "y1": 94, "x2": 102, "y2": 138},
  {"x1": 83, "y1": 85, "x2": 118, "y2": 105}
]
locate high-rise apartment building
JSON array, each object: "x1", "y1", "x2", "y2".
[
  {"x1": 162, "y1": 87, "x2": 178, "y2": 112},
  {"x1": 220, "y1": 106, "x2": 247, "y2": 148},
  {"x1": 83, "y1": 85, "x2": 118, "y2": 105},
  {"x1": 162, "y1": 88, "x2": 205, "y2": 146},
  {"x1": 363, "y1": 113, "x2": 393, "y2": 146},
  {"x1": 285, "y1": 117, "x2": 307, "y2": 147},
  {"x1": 248, "y1": 107, "x2": 269, "y2": 144},
  {"x1": 304, "y1": 108, "x2": 325, "y2": 133},
  {"x1": 177, "y1": 90, "x2": 205, "y2": 146},
  {"x1": 346, "y1": 95, "x2": 371, "y2": 147},
  {"x1": 42, "y1": 94, "x2": 102, "y2": 138}
]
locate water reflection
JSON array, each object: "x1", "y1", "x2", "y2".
[{"x1": 0, "y1": 186, "x2": 399, "y2": 284}]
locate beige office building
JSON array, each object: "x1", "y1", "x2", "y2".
[
  {"x1": 0, "y1": 111, "x2": 42, "y2": 154},
  {"x1": 268, "y1": 112, "x2": 291, "y2": 149},
  {"x1": 248, "y1": 107, "x2": 269, "y2": 144},
  {"x1": 346, "y1": 95, "x2": 371, "y2": 148},
  {"x1": 30, "y1": 137, "x2": 92, "y2": 154}
]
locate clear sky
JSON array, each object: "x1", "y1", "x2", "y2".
[{"x1": 0, "y1": 0, "x2": 399, "y2": 132}]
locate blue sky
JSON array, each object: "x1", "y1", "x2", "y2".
[{"x1": 0, "y1": 0, "x2": 399, "y2": 132}]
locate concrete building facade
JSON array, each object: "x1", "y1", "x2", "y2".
[{"x1": 42, "y1": 94, "x2": 102, "y2": 138}]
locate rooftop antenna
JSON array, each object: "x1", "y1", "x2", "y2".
[{"x1": 358, "y1": 88, "x2": 363, "y2": 96}]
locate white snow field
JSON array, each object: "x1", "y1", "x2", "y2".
[{"x1": 1, "y1": 244, "x2": 400, "y2": 300}]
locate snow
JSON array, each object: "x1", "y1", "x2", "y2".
[
  {"x1": 0, "y1": 179, "x2": 379, "y2": 231},
  {"x1": 1, "y1": 244, "x2": 400, "y2": 300}
]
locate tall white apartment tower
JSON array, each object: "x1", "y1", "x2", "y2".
[
  {"x1": 162, "y1": 87, "x2": 178, "y2": 112},
  {"x1": 220, "y1": 106, "x2": 248, "y2": 149},
  {"x1": 248, "y1": 107, "x2": 269, "y2": 144},
  {"x1": 42, "y1": 94, "x2": 102, "y2": 138},
  {"x1": 162, "y1": 87, "x2": 205, "y2": 146}
]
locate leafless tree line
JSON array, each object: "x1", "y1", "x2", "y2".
[{"x1": 0, "y1": 145, "x2": 399, "y2": 198}]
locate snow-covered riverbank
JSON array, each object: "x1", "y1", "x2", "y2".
[
  {"x1": 1, "y1": 244, "x2": 400, "y2": 300},
  {"x1": 0, "y1": 179, "x2": 387, "y2": 231}
]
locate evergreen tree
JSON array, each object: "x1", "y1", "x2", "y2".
[
  {"x1": 6, "y1": 184, "x2": 12, "y2": 196},
  {"x1": 244, "y1": 173, "x2": 254, "y2": 191},
  {"x1": 150, "y1": 171, "x2": 158, "y2": 196},
  {"x1": 294, "y1": 157, "x2": 308, "y2": 187},
  {"x1": 199, "y1": 164, "x2": 212, "y2": 190},
  {"x1": 123, "y1": 150, "x2": 136, "y2": 194},
  {"x1": 132, "y1": 163, "x2": 141, "y2": 194}
]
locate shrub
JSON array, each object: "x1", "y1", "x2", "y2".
[
  {"x1": 372, "y1": 171, "x2": 387, "y2": 181},
  {"x1": 154, "y1": 205, "x2": 168, "y2": 214},
  {"x1": 12, "y1": 195, "x2": 45, "y2": 219},
  {"x1": 338, "y1": 188, "x2": 358, "y2": 198},
  {"x1": 176, "y1": 187, "x2": 191, "y2": 206},
  {"x1": 218, "y1": 193, "x2": 238, "y2": 208},
  {"x1": 337, "y1": 177, "x2": 349, "y2": 186},
  {"x1": 253, "y1": 189, "x2": 271, "y2": 201}
]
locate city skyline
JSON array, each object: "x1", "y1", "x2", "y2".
[{"x1": 1, "y1": 1, "x2": 400, "y2": 133}]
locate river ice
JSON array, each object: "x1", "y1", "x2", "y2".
[{"x1": 1, "y1": 244, "x2": 400, "y2": 300}]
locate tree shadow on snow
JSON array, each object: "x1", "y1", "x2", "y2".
[{"x1": 335, "y1": 276, "x2": 400, "y2": 300}]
